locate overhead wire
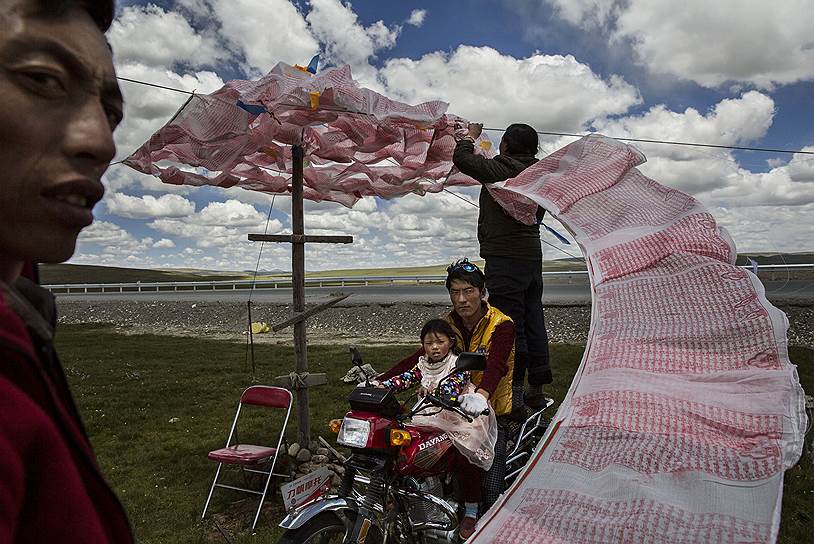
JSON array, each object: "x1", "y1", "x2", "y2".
[
  {"x1": 115, "y1": 75, "x2": 814, "y2": 156},
  {"x1": 115, "y1": 74, "x2": 808, "y2": 266},
  {"x1": 441, "y1": 188, "x2": 585, "y2": 261}
]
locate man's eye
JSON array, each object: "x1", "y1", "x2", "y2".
[{"x1": 21, "y1": 71, "x2": 65, "y2": 93}]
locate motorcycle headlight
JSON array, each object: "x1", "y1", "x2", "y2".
[{"x1": 337, "y1": 417, "x2": 371, "y2": 448}]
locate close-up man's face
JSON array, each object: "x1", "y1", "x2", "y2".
[
  {"x1": 449, "y1": 278, "x2": 483, "y2": 321},
  {"x1": 0, "y1": 0, "x2": 122, "y2": 266}
]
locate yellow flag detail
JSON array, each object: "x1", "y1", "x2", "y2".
[{"x1": 309, "y1": 91, "x2": 320, "y2": 110}]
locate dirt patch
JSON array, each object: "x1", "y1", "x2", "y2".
[{"x1": 55, "y1": 300, "x2": 813, "y2": 349}]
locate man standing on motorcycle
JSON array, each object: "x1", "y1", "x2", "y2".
[{"x1": 378, "y1": 259, "x2": 515, "y2": 529}]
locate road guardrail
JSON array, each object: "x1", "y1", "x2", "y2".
[{"x1": 43, "y1": 263, "x2": 814, "y2": 295}]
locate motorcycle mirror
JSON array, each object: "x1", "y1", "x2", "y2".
[
  {"x1": 349, "y1": 346, "x2": 371, "y2": 386},
  {"x1": 454, "y1": 351, "x2": 486, "y2": 372},
  {"x1": 350, "y1": 346, "x2": 363, "y2": 365}
]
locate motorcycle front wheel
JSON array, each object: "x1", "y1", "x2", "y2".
[{"x1": 275, "y1": 511, "x2": 384, "y2": 544}]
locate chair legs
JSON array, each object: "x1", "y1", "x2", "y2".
[
  {"x1": 201, "y1": 458, "x2": 280, "y2": 531},
  {"x1": 201, "y1": 462, "x2": 224, "y2": 521}
]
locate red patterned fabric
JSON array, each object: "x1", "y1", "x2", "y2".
[
  {"x1": 125, "y1": 63, "x2": 493, "y2": 206},
  {"x1": 470, "y1": 135, "x2": 807, "y2": 543}
]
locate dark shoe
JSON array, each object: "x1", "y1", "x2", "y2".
[
  {"x1": 509, "y1": 403, "x2": 528, "y2": 422},
  {"x1": 510, "y1": 384, "x2": 527, "y2": 421},
  {"x1": 524, "y1": 384, "x2": 547, "y2": 410},
  {"x1": 459, "y1": 516, "x2": 477, "y2": 540}
]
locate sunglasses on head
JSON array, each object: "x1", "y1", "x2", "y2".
[{"x1": 447, "y1": 260, "x2": 479, "y2": 273}]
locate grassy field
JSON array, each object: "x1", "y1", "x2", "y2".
[{"x1": 56, "y1": 325, "x2": 812, "y2": 543}]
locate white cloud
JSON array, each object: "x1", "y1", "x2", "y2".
[
  {"x1": 153, "y1": 238, "x2": 176, "y2": 248},
  {"x1": 591, "y1": 92, "x2": 781, "y2": 195},
  {"x1": 108, "y1": 5, "x2": 222, "y2": 69},
  {"x1": 701, "y1": 156, "x2": 814, "y2": 208},
  {"x1": 545, "y1": 0, "x2": 814, "y2": 89},
  {"x1": 212, "y1": 0, "x2": 319, "y2": 74},
  {"x1": 76, "y1": 221, "x2": 155, "y2": 259},
  {"x1": 786, "y1": 147, "x2": 814, "y2": 183},
  {"x1": 407, "y1": 9, "x2": 427, "y2": 27},
  {"x1": 105, "y1": 193, "x2": 196, "y2": 219},
  {"x1": 594, "y1": 92, "x2": 775, "y2": 159},
  {"x1": 147, "y1": 199, "x2": 282, "y2": 249},
  {"x1": 306, "y1": 0, "x2": 401, "y2": 86},
  {"x1": 711, "y1": 203, "x2": 814, "y2": 254},
  {"x1": 379, "y1": 45, "x2": 641, "y2": 131},
  {"x1": 545, "y1": 0, "x2": 619, "y2": 29},
  {"x1": 197, "y1": 200, "x2": 269, "y2": 226}
]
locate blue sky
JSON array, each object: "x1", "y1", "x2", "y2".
[{"x1": 75, "y1": 0, "x2": 814, "y2": 272}]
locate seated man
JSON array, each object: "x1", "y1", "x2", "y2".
[{"x1": 378, "y1": 259, "x2": 515, "y2": 534}]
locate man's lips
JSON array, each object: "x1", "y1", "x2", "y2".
[
  {"x1": 42, "y1": 178, "x2": 105, "y2": 209},
  {"x1": 40, "y1": 178, "x2": 105, "y2": 227}
]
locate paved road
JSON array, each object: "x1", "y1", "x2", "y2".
[{"x1": 54, "y1": 278, "x2": 813, "y2": 305}]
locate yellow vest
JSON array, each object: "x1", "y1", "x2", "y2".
[{"x1": 446, "y1": 303, "x2": 515, "y2": 416}]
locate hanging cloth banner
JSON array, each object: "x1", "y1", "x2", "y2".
[
  {"x1": 124, "y1": 62, "x2": 491, "y2": 207},
  {"x1": 469, "y1": 134, "x2": 807, "y2": 544}
]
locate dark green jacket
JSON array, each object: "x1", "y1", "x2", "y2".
[{"x1": 453, "y1": 139, "x2": 543, "y2": 260}]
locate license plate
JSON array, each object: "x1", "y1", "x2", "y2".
[{"x1": 280, "y1": 466, "x2": 333, "y2": 512}]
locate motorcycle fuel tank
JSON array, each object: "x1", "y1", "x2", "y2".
[{"x1": 395, "y1": 425, "x2": 459, "y2": 478}]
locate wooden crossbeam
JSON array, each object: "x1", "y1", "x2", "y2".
[
  {"x1": 246, "y1": 143, "x2": 354, "y2": 446},
  {"x1": 249, "y1": 234, "x2": 353, "y2": 244},
  {"x1": 271, "y1": 294, "x2": 350, "y2": 332}
]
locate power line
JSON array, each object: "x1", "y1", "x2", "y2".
[
  {"x1": 442, "y1": 189, "x2": 584, "y2": 261},
  {"x1": 482, "y1": 127, "x2": 813, "y2": 156},
  {"x1": 117, "y1": 76, "x2": 196, "y2": 95},
  {"x1": 116, "y1": 75, "x2": 814, "y2": 156}
]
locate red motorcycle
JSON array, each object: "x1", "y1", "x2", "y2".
[{"x1": 276, "y1": 348, "x2": 552, "y2": 544}]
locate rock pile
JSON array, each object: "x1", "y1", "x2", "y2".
[{"x1": 286, "y1": 438, "x2": 346, "y2": 487}]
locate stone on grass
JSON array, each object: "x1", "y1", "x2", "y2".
[{"x1": 295, "y1": 448, "x2": 312, "y2": 462}]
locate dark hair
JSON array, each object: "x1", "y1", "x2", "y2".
[
  {"x1": 30, "y1": 0, "x2": 115, "y2": 32},
  {"x1": 420, "y1": 319, "x2": 458, "y2": 353},
  {"x1": 502, "y1": 123, "x2": 538, "y2": 156},
  {"x1": 445, "y1": 258, "x2": 485, "y2": 291}
]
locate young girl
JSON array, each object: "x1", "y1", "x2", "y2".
[{"x1": 377, "y1": 319, "x2": 497, "y2": 538}]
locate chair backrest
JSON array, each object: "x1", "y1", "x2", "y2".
[{"x1": 240, "y1": 385, "x2": 292, "y2": 409}]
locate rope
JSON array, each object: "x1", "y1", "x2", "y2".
[
  {"x1": 482, "y1": 127, "x2": 814, "y2": 156},
  {"x1": 442, "y1": 189, "x2": 584, "y2": 261},
  {"x1": 245, "y1": 194, "x2": 277, "y2": 379},
  {"x1": 288, "y1": 372, "x2": 309, "y2": 389},
  {"x1": 115, "y1": 75, "x2": 814, "y2": 156}
]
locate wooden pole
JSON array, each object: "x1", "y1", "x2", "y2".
[{"x1": 291, "y1": 144, "x2": 310, "y2": 446}]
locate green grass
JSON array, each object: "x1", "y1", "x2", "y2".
[{"x1": 56, "y1": 325, "x2": 812, "y2": 543}]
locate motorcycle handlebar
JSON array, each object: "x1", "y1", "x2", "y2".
[{"x1": 421, "y1": 394, "x2": 489, "y2": 422}]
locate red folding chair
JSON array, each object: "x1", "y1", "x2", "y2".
[{"x1": 201, "y1": 385, "x2": 293, "y2": 530}]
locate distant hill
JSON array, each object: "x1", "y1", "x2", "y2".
[
  {"x1": 37, "y1": 253, "x2": 813, "y2": 285},
  {"x1": 39, "y1": 264, "x2": 247, "y2": 285},
  {"x1": 735, "y1": 253, "x2": 814, "y2": 265}
]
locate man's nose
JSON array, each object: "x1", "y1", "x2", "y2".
[{"x1": 64, "y1": 99, "x2": 117, "y2": 169}]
